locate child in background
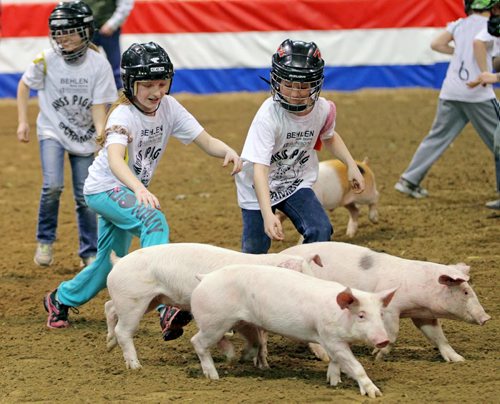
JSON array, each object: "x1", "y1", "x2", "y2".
[
  {"x1": 235, "y1": 39, "x2": 364, "y2": 253},
  {"x1": 395, "y1": 0, "x2": 500, "y2": 199},
  {"x1": 44, "y1": 42, "x2": 242, "y2": 341},
  {"x1": 16, "y1": 0, "x2": 117, "y2": 267},
  {"x1": 468, "y1": 12, "x2": 500, "y2": 210}
]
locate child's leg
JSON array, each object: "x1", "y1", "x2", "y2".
[
  {"x1": 278, "y1": 188, "x2": 332, "y2": 243},
  {"x1": 241, "y1": 208, "x2": 271, "y2": 253},
  {"x1": 68, "y1": 152, "x2": 97, "y2": 259},
  {"x1": 37, "y1": 138, "x2": 65, "y2": 244}
]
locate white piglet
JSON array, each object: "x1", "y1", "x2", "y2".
[
  {"x1": 105, "y1": 243, "x2": 321, "y2": 370},
  {"x1": 282, "y1": 241, "x2": 491, "y2": 362},
  {"x1": 190, "y1": 264, "x2": 397, "y2": 398}
]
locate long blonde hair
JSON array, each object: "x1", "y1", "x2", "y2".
[{"x1": 96, "y1": 91, "x2": 131, "y2": 147}]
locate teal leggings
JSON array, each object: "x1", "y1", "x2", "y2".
[{"x1": 57, "y1": 186, "x2": 169, "y2": 307}]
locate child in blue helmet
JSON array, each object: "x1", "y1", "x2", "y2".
[
  {"x1": 235, "y1": 39, "x2": 365, "y2": 253},
  {"x1": 44, "y1": 42, "x2": 242, "y2": 338}
]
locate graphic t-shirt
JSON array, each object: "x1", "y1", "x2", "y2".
[
  {"x1": 84, "y1": 96, "x2": 203, "y2": 195},
  {"x1": 235, "y1": 97, "x2": 335, "y2": 210},
  {"x1": 22, "y1": 48, "x2": 117, "y2": 155},
  {"x1": 440, "y1": 15, "x2": 496, "y2": 102}
]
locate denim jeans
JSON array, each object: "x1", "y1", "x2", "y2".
[
  {"x1": 38, "y1": 138, "x2": 97, "y2": 258},
  {"x1": 241, "y1": 187, "x2": 333, "y2": 254},
  {"x1": 57, "y1": 186, "x2": 169, "y2": 307},
  {"x1": 93, "y1": 29, "x2": 122, "y2": 89}
]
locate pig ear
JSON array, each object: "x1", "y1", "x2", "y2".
[
  {"x1": 307, "y1": 253, "x2": 323, "y2": 268},
  {"x1": 278, "y1": 259, "x2": 299, "y2": 270},
  {"x1": 379, "y1": 287, "x2": 398, "y2": 308},
  {"x1": 453, "y1": 263, "x2": 471, "y2": 275},
  {"x1": 337, "y1": 288, "x2": 359, "y2": 310},
  {"x1": 439, "y1": 275, "x2": 466, "y2": 287},
  {"x1": 362, "y1": 156, "x2": 369, "y2": 164}
]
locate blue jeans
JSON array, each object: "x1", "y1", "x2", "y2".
[
  {"x1": 93, "y1": 29, "x2": 122, "y2": 89},
  {"x1": 241, "y1": 187, "x2": 333, "y2": 254},
  {"x1": 38, "y1": 138, "x2": 97, "y2": 259},
  {"x1": 57, "y1": 186, "x2": 169, "y2": 307}
]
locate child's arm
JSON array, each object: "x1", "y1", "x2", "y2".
[
  {"x1": 430, "y1": 31, "x2": 454, "y2": 55},
  {"x1": 16, "y1": 80, "x2": 31, "y2": 143},
  {"x1": 193, "y1": 130, "x2": 242, "y2": 175},
  {"x1": 254, "y1": 163, "x2": 284, "y2": 241},
  {"x1": 91, "y1": 104, "x2": 108, "y2": 141},
  {"x1": 322, "y1": 133, "x2": 365, "y2": 193},
  {"x1": 107, "y1": 143, "x2": 161, "y2": 209}
]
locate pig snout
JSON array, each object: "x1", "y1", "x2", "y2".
[
  {"x1": 477, "y1": 313, "x2": 491, "y2": 326},
  {"x1": 375, "y1": 340, "x2": 389, "y2": 349}
]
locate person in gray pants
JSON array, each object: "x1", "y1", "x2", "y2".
[{"x1": 395, "y1": 0, "x2": 500, "y2": 201}]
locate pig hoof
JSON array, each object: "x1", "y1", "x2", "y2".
[
  {"x1": 126, "y1": 360, "x2": 142, "y2": 370},
  {"x1": 442, "y1": 352, "x2": 465, "y2": 362},
  {"x1": 106, "y1": 336, "x2": 117, "y2": 351},
  {"x1": 360, "y1": 382, "x2": 382, "y2": 398}
]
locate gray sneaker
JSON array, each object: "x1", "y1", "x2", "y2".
[
  {"x1": 34, "y1": 243, "x2": 54, "y2": 267},
  {"x1": 485, "y1": 199, "x2": 500, "y2": 210},
  {"x1": 394, "y1": 178, "x2": 429, "y2": 199}
]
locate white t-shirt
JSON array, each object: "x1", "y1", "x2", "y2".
[
  {"x1": 235, "y1": 97, "x2": 335, "y2": 210},
  {"x1": 479, "y1": 28, "x2": 500, "y2": 57},
  {"x1": 84, "y1": 96, "x2": 203, "y2": 195},
  {"x1": 440, "y1": 15, "x2": 496, "y2": 102},
  {"x1": 22, "y1": 48, "x2": 117, "y2": 156}
]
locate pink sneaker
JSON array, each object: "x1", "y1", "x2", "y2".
[
  {"x1": 159, "y1": 306, "x2": 192, "y2": 341},
  {"x1": 43, "y1": 289, "x2": 71, "y2": 329}
]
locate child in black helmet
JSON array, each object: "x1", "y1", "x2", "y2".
[
  {"x1": 44, "y1": 42, "x2": 242, "y2": 335},
  {"x1": 16, "y1": 0, "x2": 117, "y2": 268},
  {"x1": 235, "y1": 39, "x2": 364, "y2": 253}
]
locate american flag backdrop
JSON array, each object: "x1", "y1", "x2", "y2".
[{"x1": 0, "y1": 0, "x2": 465, "y2": 98}]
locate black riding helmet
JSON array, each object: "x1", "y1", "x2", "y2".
[
  {"x1": 121, "y1": 42, "x2": 174, "y2": 100},
  {"x1": 48, "y1": 0, "x2": 94, "y2": 63},
  {"x1": 270, "y1": 39, "x2": 325, "y2": 112}
]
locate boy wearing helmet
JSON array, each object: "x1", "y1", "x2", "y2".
[
  {"x1": 235, "y1": 39, "x2": 365, "y2": 253},
  {"x1": 16, "y1": 1, "x2": 117, "y2": 268},
  {"x1": 44, "y1": 42, "x2": 242, "y2": 334},
  {"x1": 395, "y1": 0, "x2": 500, "y2": 200}
]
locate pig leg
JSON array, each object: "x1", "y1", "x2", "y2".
[
  {"x1": 235, "y1": 323, "x2": 269, "y2": 369},
  {"x1": 411, "y1": 318, "x2": 465, "y2": 362},
  {"x1": 104, "y1": 300, "x2": 118, "y2": 351},
  {"x1": 113, "y1": 296, "x2": 152, "y2": 370},
  {"x1": 323, "y1": 340, "x2": 382, "y2": 398},
  {"x1": 191, "y1": 328, "x2": 230, "y2": 380},
  {"x1": 326, "y1": 360, "x2": 342, "y2": 385},
  {"x1": 345, "y1": 203, "x2": 359, "y2": 238},
  {"x1": 368, "y1": 203, "x2": 378, "y2": 223},
  {"x1": 308, "y1": 342, "x2": 330, "y2": 362}
]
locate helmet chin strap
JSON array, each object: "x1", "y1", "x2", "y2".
[{"x1": 131, "y1": 98, "x2": 162, "y2": 115}]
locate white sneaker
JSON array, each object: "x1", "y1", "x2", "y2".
[
  {"x1": 394, "y1": 178, "x2": 429, "y2": 199},
  {"x1": 34, "y1": 243, "x2": 54, "y2": 267},
  {"x1": 485, "y1": 199, "x2": 500, "y2": 210},
  {"x1": 80, "y1": 255, "x2": 96, "y2": 268}
]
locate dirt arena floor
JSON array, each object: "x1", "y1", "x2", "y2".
[{"x1": 0, "y1": 89, "x2": 498, "y2": 403}]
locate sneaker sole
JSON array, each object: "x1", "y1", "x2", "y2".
[{"x1": 34, "y1": 257, "x2": 54, "y2": 267}]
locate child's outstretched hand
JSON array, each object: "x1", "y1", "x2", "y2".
[
  {"x1": 263, "y1": 211, "x2": 284, "y2": 241},
  {"x1": 223, "y1": 149, "x2": 243, "y2": 175},
  {"x1": 348, "y1": 165, "x2": 365, "y2": 194},
  {"x1": 467, "y1": 72, "x2": 498, "y2": 88}
]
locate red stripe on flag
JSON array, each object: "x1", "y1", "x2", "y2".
[{"x1": 1, "y1": 0, "x2": 465, "y2": 38}]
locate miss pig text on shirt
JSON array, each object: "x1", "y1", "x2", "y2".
[{"x1": 236, "y1": 97, "x2": 335, "y2": 210}]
